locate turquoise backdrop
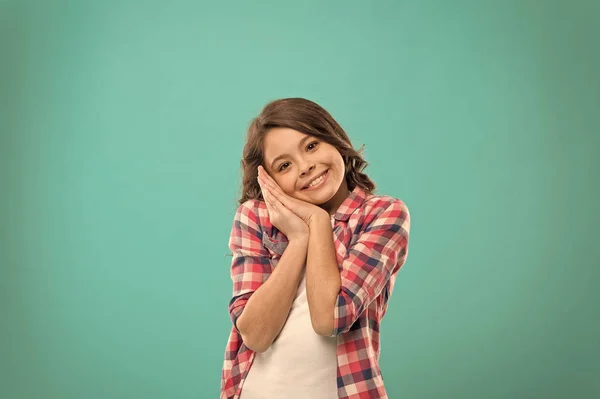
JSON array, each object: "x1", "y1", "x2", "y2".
[{"x1": 1, "y1": 1, "x2": 598, "y2": 398}]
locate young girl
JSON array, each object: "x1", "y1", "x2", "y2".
[{"x1": 220, "y1": 98, "x2": 410, "y2": 399}]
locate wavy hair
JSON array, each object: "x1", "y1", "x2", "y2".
[{"x1": 238, "y1": 98, "x2": 376, "y2": 204}]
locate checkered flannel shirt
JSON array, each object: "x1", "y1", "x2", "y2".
[{"x1": 221, "y1": 186, "x2": 410, "y2": 399}]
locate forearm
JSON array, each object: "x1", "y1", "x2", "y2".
[
  {"x1": 306, "y1": 214, "x2": 341, "y2": 336},
  {"x1": 237, "y1": 238, "x2": 308, "y2": 352}
]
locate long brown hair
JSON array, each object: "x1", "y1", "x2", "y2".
[{"x1": 238, "y1": 98, "x2": 376, "y2": 204}]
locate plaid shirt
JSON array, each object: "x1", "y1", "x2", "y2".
[{"x1": 221, "y1": 186, "x2": 410, "y2": 399}]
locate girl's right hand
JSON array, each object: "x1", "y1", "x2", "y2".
[{"x1": 258, "y1": 178, "x2": 309, "y2": 242}]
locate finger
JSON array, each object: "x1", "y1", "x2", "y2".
[
  {"x1": 258, "y1": 167, "x2": 277, "y2": 188},
  {"x1": 260, "y1": 189, "x2": 277, "y2": 224},
  {"x1": 264, "y1": 188, "x2": 293, "y2": 227},
  {"x1": 265, "y1": 190, "x2": 277, "y2": 209},
  {"x1": 258, "y1": 179, "x2": 270, "y2": 204},
  {"x1": 259, "y1": 175, "x2": 293, "y2": 209},
  {"x1": 264, "y1": 195, "x2": 275, "y2": 218},
  {"x1": 262, "y1": 180, "x2": 282, "y2": 208},
  {"x1": 258, "y1": 172, "x2": 299, "y2": 218},
  {"x1": 272, "y1": 188, "x2": 297, "y2": 212},
  {"x1": 267, "y1": 189, "x2": 297, "y2": 219},
  {"x1": 259, "y1": 180, "x2": 278, "y2": 213},
  {"x1": 260, "y1": 175, "x2": 279, "y2": 194},
  {"x1": 260, "y1": 170, "x2": 280, "y2": 192}
]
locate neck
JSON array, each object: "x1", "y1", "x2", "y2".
[{"x1": 320, "y1": 180, "x2": 350, "y2": 216}]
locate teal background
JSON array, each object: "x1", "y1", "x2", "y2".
[{"x1": 1, "y1": 1, "x2": 598, "y2": 398}]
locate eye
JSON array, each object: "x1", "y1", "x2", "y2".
[{"x1": 277, "y1": 142, "x2": 318, "y2": 172}]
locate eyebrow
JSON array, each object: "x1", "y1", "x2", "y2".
[{"x1": 269, "y1": 135, "x2": 312, "y2": 170}]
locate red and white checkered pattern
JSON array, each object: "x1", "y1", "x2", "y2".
[{"x1": 221, "y1": 186, "x2": 410, "y2": 399}]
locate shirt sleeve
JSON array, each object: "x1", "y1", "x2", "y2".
[
  {"x1": 227, "y1": 201, "x2": 271, "y2": 334},
  {"x1": 330, "y1": 199, "x2": 410, "y2": 337}
]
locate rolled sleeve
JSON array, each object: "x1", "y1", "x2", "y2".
[
  {"x1": 227, "y1": 201, "x2": 270, "y2": 334},
  {"x1": 330, "y1": 199, "x2": 410, "y2": 336}
]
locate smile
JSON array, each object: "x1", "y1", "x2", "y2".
[{"x1": 302, "y1": 169, "x2": 329, "y2": 191}]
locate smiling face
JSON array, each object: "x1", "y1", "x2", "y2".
[{"x1": 262, "y1": 127, "x2": 349, "y2": 214}]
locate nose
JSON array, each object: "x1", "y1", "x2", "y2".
[{"x1": 299, "y1": 163, "x2": 315, "y2": 177}]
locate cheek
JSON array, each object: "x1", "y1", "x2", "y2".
[
  {"x1": 275, "y1": 178, "x2": 295, "y2": 194},
  {"x1": 334, "y1": 156, "x2": 346, "y2": 177}
]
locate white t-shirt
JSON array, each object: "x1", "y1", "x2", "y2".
[{"x1": 239, "y1": 218, "x2": 338, "y2": 399}]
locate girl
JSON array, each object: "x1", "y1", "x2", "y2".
[{"x1": 221, "y1": 98, "x2": 410, "y2": 399}]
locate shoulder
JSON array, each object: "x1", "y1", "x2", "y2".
[
  {"x1": 360, "y1": 194, "x2": 410, "y2": 231},
  {"x1": 363, "y1": 193, "x2": 409, "y2": 217},
  {"x1": 234, "y1": 199, "x2": 271, "y2": 230}
]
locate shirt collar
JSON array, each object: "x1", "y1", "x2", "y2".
[{"x1": 332, "y1": 185, "x2": 367, "y2": 222}]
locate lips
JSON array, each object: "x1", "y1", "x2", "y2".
[{"x1": 302, "y1": 169, "x2": 329, "y2": 190}]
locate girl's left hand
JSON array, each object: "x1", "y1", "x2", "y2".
[{"x1": 258, "y1": 165, "x2": 329, "y2": 225}]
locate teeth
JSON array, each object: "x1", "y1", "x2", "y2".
[{"x1": 307, "y1": 171, "x2": 326, "y2": 188}]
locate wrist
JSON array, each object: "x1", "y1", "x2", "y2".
[
  {"x1": 288, "y1": 234, "x2": 309, "y2": 246},
  {"x1": 308, "y1": 211, "x2": 331, "y2": 229}
]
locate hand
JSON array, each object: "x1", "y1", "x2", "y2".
[
  {"x1": 257, "y1": 165, "x2": 329, "y2": 225},
  {"x1": 257, "y1": 172, "x2": 309, "y2": 242}
]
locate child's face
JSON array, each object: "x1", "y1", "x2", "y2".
[{"x1": 262, "y1": 127, "x2": 348, "y2": 205}]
